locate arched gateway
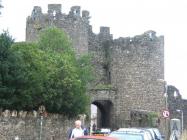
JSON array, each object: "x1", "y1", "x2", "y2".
[{"x1": 90, "y1": 89, "x2": 116, "y2": 128}]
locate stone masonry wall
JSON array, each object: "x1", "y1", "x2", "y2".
[
  {"x1": 0, "y1": 110, "x2": 83, "y2": 140},
  {"x1": 88, "y1": 27, "x2": 113, "y2": 86},
  {"x1": 0, "y1": 110, "x2": 76, "y2": 140},
  {"x1": 111, "y1": 30, "x2": 165, "y2": 114},
  {"x1": 108, "y1": 31, "x2": 166, "y2": 131},
  {"x1": 182, "y1": 100, "x2": 187, "y2": 130}
]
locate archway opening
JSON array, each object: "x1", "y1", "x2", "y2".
[{"x1": 91, "y1": 100, "x2": 113, "y2": 130}]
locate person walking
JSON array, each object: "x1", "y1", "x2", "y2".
[
  {"x1": 70, "y1": 120, "x2": 84, "y2": 139},
  {"x1": 92, "y1": 123, "x2": 96, "y2": 132}
]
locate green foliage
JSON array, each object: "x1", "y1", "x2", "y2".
[
  {"x1": 147, "y1": 112, "x2": 159, "y2": 127},
  {"x1": 38, "y1": 27, "x2": 73, "y2": 54},
  {"x1": 8, "y1": 42, "x2": 49, "y2": 110},
  {"x1": 0, "y1": 31, "x2": 14, "y2": 109},
  {"x1": 0, "y1": 28, "x2": 93, "y2": 117},
  {"x1": 0, "y1": 31, "x2": 14, "y2": 60},
  {"x1": 77, "y1": 54, "x2": 94, "y2": 87},
  {"x1": 37, "y1": 27, "x2": 92, "y2": 116}
]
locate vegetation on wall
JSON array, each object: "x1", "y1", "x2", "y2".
[
  {"x1": 0, "y1": 28, "x2": 93, "y2": 117},
  {"x1": 147, "y1": 112, "x2": 159, "y2": 127}
]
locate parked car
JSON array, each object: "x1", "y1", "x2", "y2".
[
  {"x1": 70, "y1": 135, "x2": 118, "y2": 140},
  {"x1": 143, "y1": 128, "x2": 165, "y2": 140},
  {"x1": 109, "y1": 128, "x2": 153, "y2": 140},
  {"x1": 151, "y1": 128, "x2": 165, "y2": 140},
  {"x1": 92, "y1": 128, "x2": 111, "y2": 136},
  {"x1": 118, "y1": 127, "x2": 164, "y2": 140}
]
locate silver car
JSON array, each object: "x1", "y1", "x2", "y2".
[
  {"x1": 109, "y1": 128, "x2": 153, "y2": 140},
  {"x1": 144, "y1": 128, "x2": 164, "y2": 140}
]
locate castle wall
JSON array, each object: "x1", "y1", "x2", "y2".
[
  {"x1": 26, "y1": 4, "x2": 90, "y2": 56},
  {"x1": 108, "y1": 31, "x2": 166, "y2": 130},
  {"x1": 183, "y1": 100, "x2": 187, "y2": 130},
  {"x1": 0, "y1": 110, "x2": 75, "y2": 140},
  {"x1": 111, "y1": 30, "x2": 165, "y2": 112},
  {"x1": 25, "y1": 3, "x2": 170, "y2": 137},
  {"x1": 88, "y1": 29, "x2": 166, "y2": 131},
  {"x1": 88, "y1": 27, "x2": 113, "y2": 85}
]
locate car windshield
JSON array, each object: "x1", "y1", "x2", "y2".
[{"x1": 110, "y1": 133, "x2": 143, "y2": 140}]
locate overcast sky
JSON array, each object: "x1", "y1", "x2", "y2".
[{"x1": 0, "y1": 0, "x2": 187, "y2": 99}]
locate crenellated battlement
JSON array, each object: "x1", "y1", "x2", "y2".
[
  {"x1": 28, "y1": 4, "x2": 90, "y2": 24},
  {"x1": 114, "y1": 30, "x2": 163, "y2": 47},
  {"x1": 26, "y1": 4, "x2": 93, "y2": 56},
  {"x1": 69, "y1": 6, "x2": 81, "y2": 16},
  {"x1": 48, "y1": 4, "x2": 62, "y2": 15},
  {"x1": 98, "y1": 26, "x2": 113, "y2": 41}
]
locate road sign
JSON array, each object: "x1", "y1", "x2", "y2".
[
  {"x1": 162, "y1": 110, "x2": 170, "y2": 118},
  {"x1": 170, "y1": 119, "x2": 181, "y2": 132}
]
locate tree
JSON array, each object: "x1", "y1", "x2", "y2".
[
  {"x1": 38, "y1": 27, "x2": 92, "y2": 116},
  {"x1": 6, "y1": 42, "x2": 49, "y2": 110},
  {"x1": 0, "y1": 28, "x2": 93, "y2": 117},
  {"x1": 0, "y1": 31, "x2": 14, "y2": 59},
  {"x1": 0, "y1": 31, "x2": 14, "y2": 109}
]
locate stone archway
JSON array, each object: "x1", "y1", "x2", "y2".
[{"x1": 92, "y1": 100, "x2": 113, "y2": 128}]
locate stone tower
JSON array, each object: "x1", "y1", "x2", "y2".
[
  {"x1": 26, "y1": 4, "x2": 90, "y2": 56},
  {"x1": 26, "y1": 4, "x2": 166, "y2": 133}
]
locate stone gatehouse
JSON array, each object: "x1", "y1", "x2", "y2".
[{"x1": 26, "y1": 4, "x2": 167, "y2": 134}]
